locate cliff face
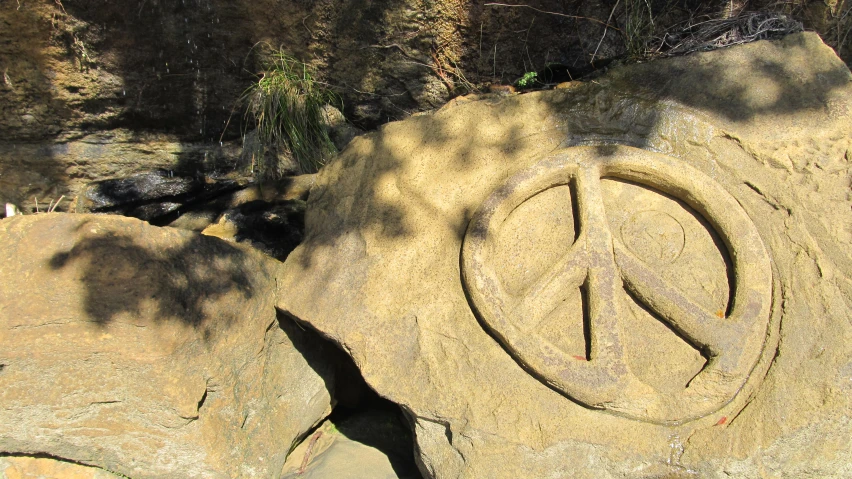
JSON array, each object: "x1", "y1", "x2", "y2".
[
  {"x1": 1, "y1": 0, "x2": 848, "y2": 211},
  {"x1": 0, "y1": 0, "x2": 626, "y2": 141}
]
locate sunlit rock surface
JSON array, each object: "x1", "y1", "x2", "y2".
[
  {"x1": 0, "y1": 214, "x2": 336, "y2": 479},
  {"x1": 278, "y1": 33, "x2": 852, "y2": 478}
]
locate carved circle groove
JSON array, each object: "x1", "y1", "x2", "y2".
[{"x1": 461, "y1": 145, "x2": 773, "y2": 424}]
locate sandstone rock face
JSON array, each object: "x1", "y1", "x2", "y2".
[
  {"x1": 0, "y1": 131, "x2": 244, "y2": 215},
  {"x1": 0, "y1": 214, "x2": 336, "y2": 478},
  {"x1": 0, "y1": 456, "x2": 122, "y2": 479},
  {"x1": 3, "y1": 0, "x2": 845, "y2": 220},
  {"x1": 0, "y1": 0, "x2": 624, "y2": 140},
  {"x1": 278, "y1": 33, "x2": 852, "y2": 478}
]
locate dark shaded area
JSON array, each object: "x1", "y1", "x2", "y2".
[
  {"x1": 78, "y1": 169, "x2": 247, "y2": 221},
  {"x1": 207, "y1": 199, "x2": 306, "y2": 261},
  {"x1": 462, "y1": 1, "x2": 621, "y2": 86},
  {"x1": 533, "y1": 59, "x2": 615, "y2": 85},
  {"x1": 277, "y1": 309, "x2": 377, "y2": 411},
  {"x1": 47, "y1": 221, "x2": 256, "y2": 340},
  {"x1": 54, "y1": 0, "x2": 254, "y2": 141},
  {"x1": 580, "y1": 282, "x2": 592, "y2": 361},
  {"x1": 278, "y1": 309, "x2": 421, "y2": 478},
  {"x1": 330, "y1": 406, "x2": 422, "y2": 478},
  {"x1": 277, "y1": 309, "x2": 346, "y2": 410},
  {"x1": 0, "y1": 3, "x2": 69, "y2": 141}
]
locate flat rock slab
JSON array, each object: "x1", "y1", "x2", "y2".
[
  {"x1": 0, "y1": 214, "x2": 336, "y2": 478},
  {"x1": 278, "y1": 33, "x2": 852, "y2": 478}
]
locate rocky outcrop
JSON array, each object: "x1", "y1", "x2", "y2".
[
  {"x1": 0, "y1": 214, "x2": 337, "y2": 478},
  {"x1": 75, "y1": 169, "x2": 248, "y2": 223},
  {"x1": 0, "y1": 0, "x2": 621, "y2": 141},
  {"x1": 3, "y1": 0, "x2": 846, "y2": 221},
  {"x1": 277, "y1": 33, "x2": 852, "y2": 478},
  {"x1": 0, "y1": 130, "x2": 244, "y2": 215}
]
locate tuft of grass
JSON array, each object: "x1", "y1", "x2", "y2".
[
  {"x1": 623, "y1": 0, "x2": 656, "y2": 59},
  {"x1": 241, "y1": 48, "x2": 340, "y2": 177}
]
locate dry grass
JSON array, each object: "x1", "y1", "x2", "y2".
[{"x1": 645, "y1": 10, "x2": 804, "y2": 58}]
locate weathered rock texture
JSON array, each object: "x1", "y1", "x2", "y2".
[
  {"x1": 0, "y1": 455, "x2": 122, "y2": 479},
  {"x1": 0, "y1": 0, "x2": 622, "y2": 140},
  {"x1": 2, "y1": 0, "x2": 847, "y2": 216},
  {"x1": 0, "y1": 0, "x2": 617, "y2": 214},
  {"x1": 0, "y1": 214, "x2": 336, "y2": 478},
  {"x1": 278, "y1": 32, "x2": 852, "y2": 478},
  {"x1": 0, "y1": 130, "x2": 243, "y2": 214}
]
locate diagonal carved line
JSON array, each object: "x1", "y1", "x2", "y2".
[
  {"x1": 514, "y1": 242, "x2": 588, "y2": 328},
  {"x1": 614, "y1": 242, "x2": 732, "y2": 356}
]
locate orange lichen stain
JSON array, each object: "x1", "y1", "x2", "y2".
[
  {"x1": 715, "y1": 310, "x2": 725, "y2": 318},
  {"x1": 716, "y1": 416, "x2": 728, "y2": 425},
  {"x1": 572, "y1": 355, "x2": 587, "y2": 361}
]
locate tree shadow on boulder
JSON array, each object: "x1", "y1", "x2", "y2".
[{"x1": 47, "y1": 217, "x2": 258, "y2": 341}]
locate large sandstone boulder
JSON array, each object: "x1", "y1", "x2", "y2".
[
  {"x1": 0, "y1": 214, "x2": 336, "y2": 478},
  {"x1": 278, "y1": 33, "x2": 852, "y2": 478}
]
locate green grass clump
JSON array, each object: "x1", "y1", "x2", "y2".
[
  {"x1": 623, "y1": 0, "x2": 656, "y2": 59},
  {"x1": 242, "y1": 48, "x2": 340, "y2": 177}
]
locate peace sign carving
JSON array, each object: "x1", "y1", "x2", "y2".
[{"x1": 462, "y1": 146, "x2": 774, "y2": 424}]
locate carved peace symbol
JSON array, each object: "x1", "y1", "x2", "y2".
[{"x1": 461, "y1": 146, "x2": 773, "y2": 424}]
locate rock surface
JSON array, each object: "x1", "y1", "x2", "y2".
[
  {"x1": 0, "y1": 214, "x2": 336, "y2": 478},
  {"x1": 76, "y1": 170, "x2": 248, "y2": 223},
  {"x1": 201, "y1": 200, "x2": 306, "y2": 261},
  {"x1": 0, "y1": 0, "x2": 626, "y2": 141},
  {"x1": 278, "y1": 33, "x2": 852, "y2": 478},
  {"x1": 0, "y1": 131, "x2": 244, "y2": 215},
  {"x1": 0, "y1": 456, "x2": 122, "y2": 479},
  {"x1": 281, "y1": 409, "x2": 420, "y2": 479},
  {"x1": 3, "y1": 0, "x2": 846, "y2": 223}
]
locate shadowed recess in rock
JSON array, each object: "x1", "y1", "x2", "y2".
[{"x1": 278, "y1": 308, "x2": 422, "y2": 479}]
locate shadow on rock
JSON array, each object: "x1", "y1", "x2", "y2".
[{"x1": 46, "y1": 216, "x2": 256, "y2": 339}]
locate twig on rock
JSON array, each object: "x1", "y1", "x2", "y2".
[{"x1": 297, "y1": 430, "x2": 324, "y2": 475}]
